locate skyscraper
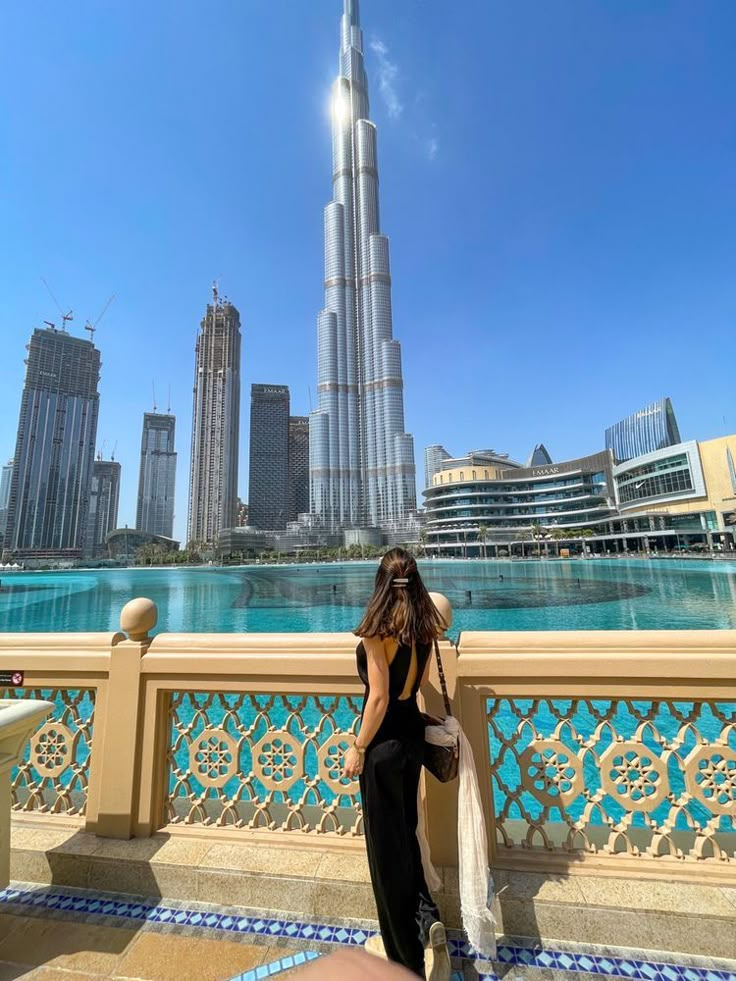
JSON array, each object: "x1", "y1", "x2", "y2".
[
  {"x1": 249, "y1": 385, "x2": 290, "y2": 531},
  {"x1": 424, "y1": 445, "x2": 452, "y2": 490},
  {"x1": 526, "y1": 444, "x2": 553, "y2": 468},
  {"x1": 605, "y1": 398, "x2": 681, "y2": 463},
  {"x1": 310, "y1": 0, "x2": 417, "y2": 531},
  {"x1": 86, "y1": 459, "x2": 121, "y2": 557},
  {"x1": 0, "y1": 460, "x2": 12, "y2": 540},
  {"x1": 188, "y1": 287, "x2": 241, "y2": 545},
  {"x1": 5, "y1": 327, "x2": 100, "y2": 559},
  {"x1": 288, "y1": 416, "x2": 310, "y2": 523},
  {"x1": 136, "y1": 412, "x2": 177, "y2": 538}
]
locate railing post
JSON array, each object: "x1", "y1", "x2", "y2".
[
  {"x1": 424, "y1": 593, "x2": 459, "y2": 868},
  {"x1": 457, "y1": 682, "x2": 496, "y2": 864},
  {"x1": 88, "y1": 598, "x2": 156, "y2": 839},
  {"x1": 134, "y1": 685, "x2": 172, "y2": 837}
]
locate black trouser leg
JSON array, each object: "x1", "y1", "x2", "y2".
[
  {"x1": 360, "y1": 738, "x2": 429, "y2": 977},
  {"x1": 402, "y1": 750, "x2": 441, "y2": 946}
]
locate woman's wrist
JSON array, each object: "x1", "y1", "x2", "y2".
[{"x1": 353, "y1": 741, "x2": 366, "y2": 754}]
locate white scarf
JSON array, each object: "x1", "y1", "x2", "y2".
[{"x1": 417, "y1": 717, "x2": 497, "y2": 959}]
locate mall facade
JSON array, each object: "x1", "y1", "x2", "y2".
[{"x1": 423, "y1": 436, "x2": 736, "y2": 556}]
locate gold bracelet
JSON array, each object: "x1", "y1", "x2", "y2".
[{"x1": 353, "y1": 742, "x2": 366, "y2": 755}]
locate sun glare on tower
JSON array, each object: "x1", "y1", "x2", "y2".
[{"x1": 331, "y1": 89, "x2": 351, "y2": 126}]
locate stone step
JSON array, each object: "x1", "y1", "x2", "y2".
[{"x1": 9, "y1": 819, "x2": 736, "y2": 960}]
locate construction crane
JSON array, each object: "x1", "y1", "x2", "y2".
[
  {"x1": 41, "y1": 278, "x2": 73, "y2": 331},
  {"x1": 110, "y1": 441, "x2": 118, "y2": 462},
  {"x1": 85, "y1": 294, "x2": 115, "y2": 339}
]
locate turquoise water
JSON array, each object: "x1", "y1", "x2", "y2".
[{"x1": 2, "y1": 558, "x2": 736, "y2": 633}]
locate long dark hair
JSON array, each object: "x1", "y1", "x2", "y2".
[{"x1": 354, "y1": 547, "x2": 444, "y2": 646}]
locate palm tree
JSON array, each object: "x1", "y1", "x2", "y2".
[
  {"x1": 135, "y1": 544, "x2": 151, "y2": 566},
  {"x1": 530, "y1": 522, "x2": 546, "y2": 558},
  {"x1": 477, "y1": 523, "x2": 488, "y2": 561},
  {"x1": 418, "y1": 528, "x2": 428, "y2": 557}
]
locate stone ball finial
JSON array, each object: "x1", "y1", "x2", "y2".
[
  {"x1": 120, "y1": 597, "x2": 158, "y2": 641},
  {"x1": 428, "y1": 592, "x2": 452, "y2": 634}
]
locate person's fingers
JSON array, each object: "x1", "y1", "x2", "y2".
[{"x1": 291, "y1": 948, "x2": 417, "y2": 979}]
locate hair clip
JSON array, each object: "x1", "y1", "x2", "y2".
[{"x1": 392, "y1": 577, "x2": 409, "y2": 587}]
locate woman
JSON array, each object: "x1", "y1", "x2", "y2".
[{"x1": 343, "y1": 548, "x2": 451, "y2": 981}]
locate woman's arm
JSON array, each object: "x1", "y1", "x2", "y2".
[{"x1": 343, "y1": 636, "x2": 389, "y2": 779}]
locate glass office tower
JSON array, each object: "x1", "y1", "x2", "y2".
[
  {"x1": 86, "y1": 459, "x2": 121, "y2": 557},
  {"x1": 0, "y1": 460, "x2": 12, "y2": 539},
  {"x1": 605, "y1": 398, "x2": 681, "y2": 463},
  {"x1": 5, "y1": 327, "x2": 100, "y2": 559},
  {"x1": 424, "y1": 445, "x2": 452, "y2": 491},
  {"x1": 310, "y1": 0, "x2": 417, "y2": 530},
  {"x1": 137, "y1": 412, "x2": 177, "y2": 538},
  {"x1": 288, "y1": 416, "x2": 310, "y2": 523},
  {"x1": 249, "y1": 385, "x2": 290, "y2": 531}
]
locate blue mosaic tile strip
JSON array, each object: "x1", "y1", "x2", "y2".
[
  {"x1": 229, "y1": 949, "x2": 322, "y2": 981},
  {"x1": 1, "y1": 886, "x2": 733, "y2": 981},
  {"x1": 487, "y1": 946, "x2": 736, "y2": 981}
]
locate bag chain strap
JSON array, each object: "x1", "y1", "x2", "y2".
[{"x1": 433, "y1": 638, "x2": 453, "y2": 718}]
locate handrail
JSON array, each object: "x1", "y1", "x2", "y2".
[
  {"x1": 0, "y1": 632, "x2": 123, "y2": 652},
  {"x1": 0, "y1": 600, "x2": 733, "y2": 880},
  {"x1": 458, "y1": 630, "x2": 736, "y2": 680}
]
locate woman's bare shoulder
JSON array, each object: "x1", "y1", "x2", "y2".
[{"x1": 361, "y1": 635, "x2": 387, "y2": 658}]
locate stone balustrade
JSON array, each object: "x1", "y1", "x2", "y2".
[
  {"x1": 0, "y1": 598, "x2": 734, "y2": 883},
  {"x1": 0, "y1": 696, "x2": 55, "y2": 887}
]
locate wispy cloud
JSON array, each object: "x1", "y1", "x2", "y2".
[
  {"x1": 369, "y1": 37, "x2": 403, "y2": 120},
  {"x1": 369, "y1": 35, "x2": 439, "y2": 163}
]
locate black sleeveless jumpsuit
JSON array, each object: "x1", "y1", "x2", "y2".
[{"x1": 356, "y1": 639, "x2": 441, "y2": 977}]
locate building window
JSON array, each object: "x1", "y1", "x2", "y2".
[
  {"x1": 459, "y1": 472, "x2": 464, "y2": 480},
  {"x1": 472, "y1": 470, "x2": 476, "y2": 479}
]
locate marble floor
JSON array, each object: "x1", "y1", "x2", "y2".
[{"x1": 0, "y1": 883, "x2": 734, "y2": 981}]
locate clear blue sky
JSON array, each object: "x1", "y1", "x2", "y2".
[{"x1": 1, "y1": 0, "x2": 734, "y2": 543}]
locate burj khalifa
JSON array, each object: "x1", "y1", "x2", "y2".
[{"x1": 309, "y1": 0, "x2": 417, "y2": 531}]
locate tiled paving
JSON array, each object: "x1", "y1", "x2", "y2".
[{"x1": 0, "y1": 883, "x2": 734, "y2": 981}]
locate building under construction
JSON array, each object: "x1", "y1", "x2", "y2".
[{"x1": 5, "y1": 326, "x2": 101, "y2": 560}]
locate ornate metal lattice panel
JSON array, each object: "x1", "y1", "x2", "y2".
[
  {"x1": 2, "y1": 687, "x2": 96, "y2": 815},
  {"x1": 166, "y1": 692, "x2": 363, "y2": 835},
  {"x1": 488, "y1": 697, "x2": 736, "y2": 862}
]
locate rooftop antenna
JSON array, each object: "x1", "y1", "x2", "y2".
[
  {"x1": 85, "y1": 294, "x2": 115, "y2": 340},
  {"x1": 41, "y1": 278, "x2": 73, "y2": 331},
  {"x1": 111, "y1": 440, "x2": 118, "y2": 462},
  {"x1": 152, "y1": 381, "x2": 158, "y2": 413},
  {"x1": 212, "y1": 274, "x2": 224, "y2": 308},
  {"x1": 167, "y1": 385, "x2": 171, "y2": 414}
]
